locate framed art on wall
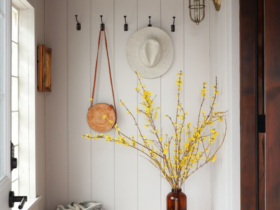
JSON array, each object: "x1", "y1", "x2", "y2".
[{"x1": 38, "y1": 44, "x2": 52, "y2": 92}]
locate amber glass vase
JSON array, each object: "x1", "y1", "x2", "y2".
[{"x1": 167, "y1": 188, "x2": 187, "y2": 210}]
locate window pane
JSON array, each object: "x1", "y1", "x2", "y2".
[
  {"x1": 12, "y1": 42, "x2": 18, "y2": 76},
  {"x1": 12, "y1": 7, "x2": 18, "y2": 43},
  {"x1": 12, "y1": 112, "x2": 18, "y2": 145},
  {"x1": 12, "y1": 77, "x2": 18, "y2": 111},
  {"x1": 11, "y1": 146, "x2": 18, "y2": 182}
]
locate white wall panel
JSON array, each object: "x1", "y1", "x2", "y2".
[
  {"x1": 45, "y1": 0, "x2": 69, "y2": 209},
  {"x1": 137, "y1": 1, "x2": 161, "y2": 210},
  {"x1": 209, "y1": 2, "x2": 226, "y2": 210},
  {"x1": 68, "y1": 0, "x2": 91, "y2": 202},
  {"x1": 160, "y1": 0, "x2": 184, "y2": 209},
  {"x1": 44, "y1": 0, "x2": 240, "y2": 209},
  {"x1": 184, "y1": 0, "x2": 211, "y2": 209},
  {"x1": 209, "y1": 0, "x2": 240, "y2": 210},
  {"x1": 114, "y1": 1, "x2": 138, "y2": 210},
  {"x1": 91, "y1": 1, "x2": 115, "y2": 210}
]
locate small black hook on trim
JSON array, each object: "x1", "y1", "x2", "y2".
[
  {"x1": 100, "y1": 15, "x2": 105, "y2": 31},
  {"x1": 75, "y1": 15, "x2": 81, "y2": 31},
  {"x1": 171, "y1": 16, "x2": 176, "y2": 32},
  {"x1": 148, "y1": 16, "x2": 152, "y2": 27},
  {"x1": 124, "y1": 16, "x2": 128, "y2": 31}
]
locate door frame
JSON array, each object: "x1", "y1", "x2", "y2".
[
  {"x1": 240, "y1": 0, "x2": 263, "y2": 210},
  {"x1": 0, "y1": 0, "x2": 12, "y2": 182},
  {"x1": 0, "y1": 0, "x2": 12, "y2": 208}
]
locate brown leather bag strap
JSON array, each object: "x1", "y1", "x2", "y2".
[{"x1": 91, "y1": 29, "x2": 117, "y2": 122}]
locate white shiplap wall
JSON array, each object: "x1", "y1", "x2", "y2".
[
  {"x1": 209, "y1": 1, "x2": 240, "y2": 210},
  {"x1": 44, "y1": 0, "x2": 241, "y2": 210}
]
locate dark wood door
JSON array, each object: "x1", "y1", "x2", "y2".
[
  {"x1": 241, "y1": 0, "x2": 280, "y2": 210},
  {"x1": 265, "y1": 0, "x2": 280, "y2": 209}
]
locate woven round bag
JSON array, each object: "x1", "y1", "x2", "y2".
[
  {"x1": 87, "y1": 103, "x2": 116, "y2": 132},
  {"x1": 87, "y1": 29, "x2": 117, "y2": 132}
]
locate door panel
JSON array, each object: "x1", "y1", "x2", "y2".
[
  {"x1": 265, "y1": 0, "x2": 280, "y2": 209},
  {"x1": 240, "y1": 0, "x2": 258, "y2": 209},
  {"x1": 0, "y1": 0, "x2": 11, "y2": 209}
]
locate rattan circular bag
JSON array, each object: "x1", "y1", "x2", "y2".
[{"x1": 87, "y1": 29, "x2": 117, "y2": 132}]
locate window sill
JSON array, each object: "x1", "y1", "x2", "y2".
[{"x1": 15, "y1": 196, "x2": 41, "y2": 210}]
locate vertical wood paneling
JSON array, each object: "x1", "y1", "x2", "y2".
[
  {"x1": 240, "y1": 0, "x2": 258, "y2": 209},
  {"x1": 210, "y1": 1, "x2": 241, "y2": 210},
  {"x1": 265, "y1": 0, "x2": 280, "y2": 209},
  {"x1": 137, "y1": 1, "x2": 161, "y2": 210},
  {"x1": 34, "y1": 0, "x2": 46, "y2": 207},
  {"x1": 45, "y1": 0, "x2": 69, "y2": 209},
  {"x1": 91, "y1": 1, "x2": 115, "y2": 210},
  {"x1": 209, "y1": 1, "x2": 228, "y2": 210},
  {"x1": 160, "y1": 0, "x2": 184, "y2": 208},
  {"x1": 68, "y1": 0, "x2": 91, "y2": 202},
  {"x1": 184, "y1": 0, "x2": 210, "y2": 210},
  {"x1": 44, "y1": 1, "x2": 237, "y2": 209},
  {"x1": 114, "y1": 1, "x2": 138, "y2": 210}
]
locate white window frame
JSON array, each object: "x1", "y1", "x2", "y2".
[
  {"x1": 11, "y1": 4, "x2": 20, "y2": 196},
  {"x1": 11, "y1": 0, "x2": 37, "y2": 202},
  {"x1": 0, "y1": 0, "x2": 11, "y2": 186}
]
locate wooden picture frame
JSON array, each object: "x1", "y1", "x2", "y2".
[{"x1": 38, "y1": 44, "x2": 52, "y2": 92}]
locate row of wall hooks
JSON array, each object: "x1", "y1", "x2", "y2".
[{"x1": 75, "y1": 15, "x2": 177, "y2": 32}]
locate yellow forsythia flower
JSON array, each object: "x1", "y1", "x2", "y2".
[
  {"x1": 89, "y1": 98, "x2": 93, "y2": 101},
  {"x1": 212, "y1": 154, "x2": 217, "y2": 162},
  {"x1": 135, "y1": 87, "x2": 141, "y2": 92},
  {"x1": 105, "y1": 134, "x2": 113, "y2": 142},
  {"x1": 102, "y1": 115, "x2": 107, "y2": 119}
]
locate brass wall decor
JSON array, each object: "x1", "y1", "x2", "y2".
[
  {"x1": 189, "y1": 0, "x2": 205, "y2": 25},
  {"x1": 212, "y1": 0, "x2": 221, "y2": 11}
]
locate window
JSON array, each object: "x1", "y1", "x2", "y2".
[
  {"x1": 0, "y1": 0, "x2": 5, "y2": 182},
  {"x1": 10, "y1": 2, "x2": 36, "y2": 201},
  {"x1": 11, "y1": 5, "x2": 19, "y2": 196}
]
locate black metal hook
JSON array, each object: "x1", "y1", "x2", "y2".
[
  {"x1": 124, "y1": 16, "x2": 128, "y2": 31},
  {"x1": 148, "y1": 16, "x2": 152, "y2": 27},
  {"x1": 171, "y1": 16, "x2": 176, "y2": 32},
  {"x1": 100, "y1": 15, "x2": 105, "y2": 31},
  {"x1": 75, "y1": 15, "x2": 81, "y2": 31}
]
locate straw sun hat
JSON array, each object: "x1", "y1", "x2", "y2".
[{"x1": 126, "y1": 27, "x2": 174, "y2": 79}]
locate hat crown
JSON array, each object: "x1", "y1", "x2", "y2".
[{"x1": 139, "y1": 39, "x2": 162, "y2": 68}]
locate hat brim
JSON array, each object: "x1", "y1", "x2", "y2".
[{"x1": 126, "y1": 27, "x2": 174, "y2": 79}]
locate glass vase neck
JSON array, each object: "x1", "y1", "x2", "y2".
[{"x1": 172, "y1": 188, "x2": 182, "y2": 193}]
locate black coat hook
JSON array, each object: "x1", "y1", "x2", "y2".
[
  {"x1": 148, "y1": 16, "x2": 152, "y2": 27},
  {"x1": 75, "y1": 15, "x2": 81, "y2": 31},
  {"x1": 100, "y1": 15, "x2": 105, "y2": 31},
  {"x1": 124, "y1": 16, "x2": 128, "y2": 31},
  {"x1": 171, "y1": 16, "x2": 176, "y2": 32}
]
